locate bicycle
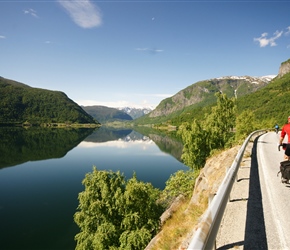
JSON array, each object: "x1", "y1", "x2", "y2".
[{"x1": 278, "y1": 143, "x2": 290, "y2": 184}]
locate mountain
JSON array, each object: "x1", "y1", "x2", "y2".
[
  {"x1": 0, "y1": 77, "x2": 98, "y2": 126},
  {"x1": 135, "y1": 59, "x2": 290, "y2": 127},
  {"x1": 82, "y1": 106, "x2": 153, "y2": 123},
  {"x1": 148, "y1": 75, "x2": 275, "y2": 119},
  {"x1": 82, "y1": 105, "x2": 133, "y2": 123},
  {"x1": 236, "y1": 60, "x2": 290, "y2": 125},
  {"x1": 118, "y1": 107, "x2": 153, "y2": 119},
  {"x1": 278, "y1": 58, "x2": 290, "y2": 77}
]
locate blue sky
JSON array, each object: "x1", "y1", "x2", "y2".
[{"x1": 1, "y1": 0, "x2": 290, "y2": 108}]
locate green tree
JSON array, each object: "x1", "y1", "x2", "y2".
[
  {"x1": 203, "y1": 92, "x2": 236, "y2": 149},
  {"x1": 235, "y1": 110, "x2": 257, "y2": 141},
  {"x1": 178, "y1": 93, "x2": 236, "y2": 170},
  {"x1": 74, "y1": 167, "x2": 163, "y2": 250},
  {"x1": 177, "y1": 120, "x2": 209, "y2": 169},
  {"x1": 74, "y1": 168, "x2": 125, "y2": 249}
]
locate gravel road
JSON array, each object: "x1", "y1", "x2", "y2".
[{"x1": 216, "y1": 131, "x2": 290, "y2": 250}]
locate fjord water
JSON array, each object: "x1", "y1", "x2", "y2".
[{"x1": 0, "y1": 127, "x2": 188, "y2": 250}]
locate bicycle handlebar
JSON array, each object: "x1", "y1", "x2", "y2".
[{"x1": 278, "y1": 143, "x2": 287, "y2": 151}]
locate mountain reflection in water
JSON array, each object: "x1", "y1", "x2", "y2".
[
  {"x1": 0, "y1": 127, "x2": 94, "y2": 169},
  {"x1": 84, "y1": 126, "x2": 184, "y2": 162},
  {"x1": 0, "y1": 126, "x2": 184, "y2": 170}
]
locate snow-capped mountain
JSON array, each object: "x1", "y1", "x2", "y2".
[
  {"x1": 149, "y1": 75, "x2": 275, "y2": 118},
  {"x1": 118, "y1": 107, "x2": 153, "y2": 119},
  {"x1": 215, "y1": 75, "x2": 277, "y2": 83}
]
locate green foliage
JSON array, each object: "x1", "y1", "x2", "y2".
[
  {"x1": 160, "y1": 170, "x2": 197, "y2": 206},
  {"x1": 178, "y1": 93, "x2": 236, "y2": 170},
  {"x1": 74, "y1": 168, "x2": 163, "y2": 250},
  {"x1": 235, "y1": 110, "x2": 257, "y2": 141},
  {"x1": 178, "y1": 120, "x2": 209, "y2": 169},
  {"x1": 203, "y1": 93, "x2": 236, "y2": 149},
  {"x1": 236, "y1": 72, "x2": 290, "y2": 127},
  {"x1": 0, "y1": 77, "x2": 97, "y2": 125}
]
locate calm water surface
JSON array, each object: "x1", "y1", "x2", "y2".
[{"x1": 0, "y1": 127, "x2": 188, "y2": 250}]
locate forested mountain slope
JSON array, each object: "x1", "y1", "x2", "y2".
[
  {"x1": 0, "y1": 77, "x2": 98, "y2": 125},
  {"x1": 150, "y1": 75, "x2": 274, "y2": 118},
  {"x1": 82, "y1": 105, "x2": 133, "y2": 123},
  {"x1": 135, "y1": 75, "x2": 274, "y2": 126},
  {"x1": 236, "y1": 70, "x2": 290, "y2": 126},
  {"x1": 135, "y1": 59, "x2": 290, "y2": 128}
]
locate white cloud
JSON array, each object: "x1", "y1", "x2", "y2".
[
  {"x1": 58, "y1": 0, "x2": 102, "y2": 28},
  {"x1": 77, "y1": 100, "x2": 134, "y2": 108},
  {"x1": 23, "y1": 8, "x2": 38, "y2": 18},
  {"x1": 76, "y1": 93, "x2": 172, "y2": 109},
  {"x1": 285, "y1": 26, "x2": 290, "y2": 36},
  {"x1": 135, "y1": 48, "x2": 164, "y2": 54},
  {"x1": 77, "y1": 99, "x2": 155, "y2": 109},
  {"x1": 76, "y1": 93, "x2": 172, "y2": 108},
  {"x1": 254, "y1": 30, "x2": 283, "y2": 47},
  {"x1": 0, "y1": 35, "x2": 6, "y2": 39}
]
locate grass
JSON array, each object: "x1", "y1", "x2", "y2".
[{"x1": 150, "y1": 193, "x2": 208, "y2": 250}]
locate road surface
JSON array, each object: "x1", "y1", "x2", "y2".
[{"x1": 216, "y1": 131, "x2": 290, "y2": 250}]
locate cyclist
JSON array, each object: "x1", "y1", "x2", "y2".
[
  {"x1": 275, "y1": 124, "x2": 279, "y2": 134},
  {"x1": 279, "y1": 116, "x2": 290, "y2": 160}
]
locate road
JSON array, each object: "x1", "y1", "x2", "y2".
[
  {"x1": 216, "y1": 131, "x2": 290, "y2": 250},
  {"x1": 258, "y1": 131, "x2": 290, "y2": 249}
]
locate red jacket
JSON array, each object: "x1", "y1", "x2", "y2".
[{"x1": 281, "y1": 123, "x2": 290, "y2": 143}]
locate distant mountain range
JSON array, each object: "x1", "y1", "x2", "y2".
[
  {"x1": 0, "y1": 76, "x2": 153, "y2": 125},
  {"x1": 0, "y1": 74, "x2": 276, "y2": 126},
  {"x1": 1, "y1": 58, "x2": 290, "y2": 127},
  {"x1": 82, "y1": 105, "x2": 153, "y2": 123},
  {"x1": 83, "y1": 75, "x2": 277, "y2": 124},
  {"x1": 82, "y1": 105, "x2": 133, "y2": 124},
  {"x1": 118, "y1": 107, "x2": 152, "y2": 119}
]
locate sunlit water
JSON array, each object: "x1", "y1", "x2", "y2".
[{"x1": 0, "y1": 129, "x2": 188, "y2": 250}]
